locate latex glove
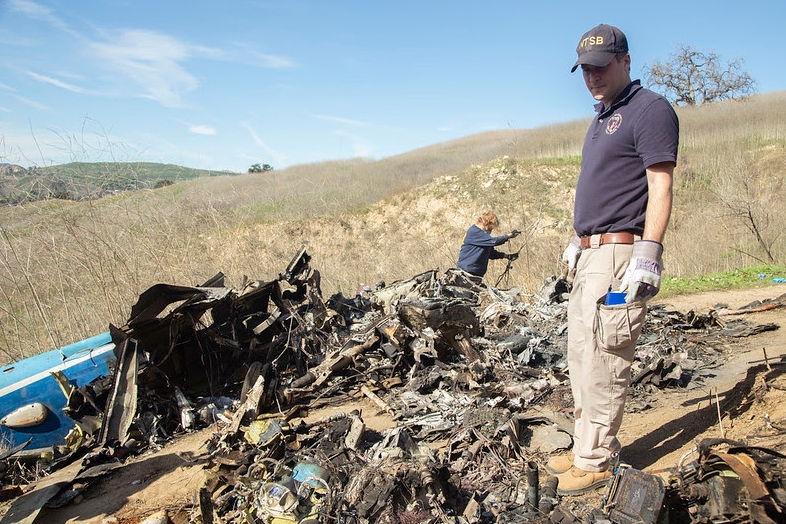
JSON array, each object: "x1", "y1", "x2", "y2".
[
  {"x1": 561, "y1": 235, "x2": 582, "y2": 271},
  {"x1": 506, "y1": 253, "x2": 519, "y2": 261},
  {"x1": 510, "y1": 230, "x2": 521, "y2": 238},
  {"x1": 620, "y1": 240, "x2": 663, "y2": 303}
]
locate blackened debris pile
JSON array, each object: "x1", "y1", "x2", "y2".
[{"x1": 5, "y1": 248, "x2": 785, "y2": 524}]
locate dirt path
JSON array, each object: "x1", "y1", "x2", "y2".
[
  {"x1": 8, "y1": 285, "x2": 786, "y2": 524},
  {"x1": 622, "y1": 285, "x2": 786, "y2": 471}
]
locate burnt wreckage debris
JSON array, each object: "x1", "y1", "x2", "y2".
[{"x1": 3, "y1": 248, "x2": 785, "y2": 524}]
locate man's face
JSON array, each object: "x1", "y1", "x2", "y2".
[{"x1": 581, "y1": 54, "x2": 631, "y2": 107}]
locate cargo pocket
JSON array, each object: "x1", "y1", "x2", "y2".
[{"x1": 593, "y1": 296, "x2": 646, "y2": 352}]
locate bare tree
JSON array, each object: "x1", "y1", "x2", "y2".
[
  {"x1": 714, "y1": 153, "x2": 780, "y2": 264},
  {"x1": 644, "y1": 44, "x2": 756, "y2": 106}
]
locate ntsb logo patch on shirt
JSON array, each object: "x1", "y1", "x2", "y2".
[{"x1": 606, "y1": 113, "x2": 622, "y2": 135}]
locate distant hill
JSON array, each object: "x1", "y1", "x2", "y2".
[{"x1": 0, "y1": 162, "x2": 237, "y2": 205}]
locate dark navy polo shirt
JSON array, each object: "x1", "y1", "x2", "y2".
[{"x1": 574, "y1": 81, "x2": 679, "y2": 237}]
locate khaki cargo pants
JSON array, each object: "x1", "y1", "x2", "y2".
[{"x1": 567, "y1": 243, "x2": 646, "y2": 472}]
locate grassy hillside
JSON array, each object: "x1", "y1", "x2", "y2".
[
  {"x1": 0, "y1": 162, "x2": 233, "y2": 204},
  {"x1": 1, "y1": 91, "x2": 785, "y2": 363}
]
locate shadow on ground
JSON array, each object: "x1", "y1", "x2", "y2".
[
  {"x1": 623, "y1": 362, "x2": 783, "y2": 470},
  {"x1": 32, "y1": 449, "x2": 203, "y2": 524}
]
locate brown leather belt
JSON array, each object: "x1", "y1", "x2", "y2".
[{"x1": 580, "y1": 232, "x2": 636, "y2": 249}]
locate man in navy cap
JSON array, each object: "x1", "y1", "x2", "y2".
[{"x1": 549, "y1": 24, "x2": 679, "y2": 495}]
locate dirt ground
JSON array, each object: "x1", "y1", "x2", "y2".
[{"x1": 7, "y1": 285, "x2": 786, "y2": 524}]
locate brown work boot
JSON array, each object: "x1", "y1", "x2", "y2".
[
  {"x1": 545, "y1": 452, "x2": 575, "y2": 475},
  {"x1": 555, "y1": 466, "x2": 612, "y2": 495}
]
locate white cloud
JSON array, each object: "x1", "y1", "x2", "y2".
[
  {"x1": 10, "y1": 2, "x2": 200, "y2": 106},
  {"x1": 335, "y1": 130, "x2": 373, "y2": 159},
  {"x1": 10, "y1": 0, "x2": 54, "y2": 19},
  {"x1": 11, "y1": 94, "x2": 50, "y2": 111},
  {"x1": 84, "y1": 32, "x2": 296, "y2": 107},
  {"x1": 256, "y1": 53, "x2": 295, "y2": 69},
  {"x1": 189, "y1": 125, "x2": 216, "y2": 135},
  {"x1": 312, "y1": 113, "x2": 367, "y2": 126},
  {"x1": 88, "y1": 29, "x2": 200, "y2": 107},
  {"x1": 241, "y1": 121, "x2": 287, "y2": 167},
  {"x1": 26, "y1": 71, "x2": 90, "y2": 94},
  {"x1": 227, "y1": 42, "x2": 295, "y2": 69},
  {"x1": 9, "y1": 0, "x2": 77, "y2": 37},
  {"x1": 10, "y1": 2, "x2": 294, "y2": 109}
]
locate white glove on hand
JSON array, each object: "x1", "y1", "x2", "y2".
[
  {"x1": 561, "y1": 235, "x2": 582, "y2": 271},
  {"x1": 620, "y1": 240, "x2": 663, "y2": 303}
]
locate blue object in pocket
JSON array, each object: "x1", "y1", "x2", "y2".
[{"x1": 605, "y1": 291, "x2": 627, "y2": 305}]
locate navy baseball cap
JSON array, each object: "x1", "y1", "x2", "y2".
[{"x1": 571, "y1": 24, "x2": 628, "y2": 73}]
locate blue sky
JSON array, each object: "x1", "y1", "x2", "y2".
[{"x1": 0, "y1": 1, "x2": 783, "y2": 172}]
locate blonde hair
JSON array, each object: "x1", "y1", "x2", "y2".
[{"x1": 477, "y1": 211, "x2": 500, "y2": 231}]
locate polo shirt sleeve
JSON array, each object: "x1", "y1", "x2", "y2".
[{"x1": 634, "y1": 97, "x2": 679, "y2": 169}]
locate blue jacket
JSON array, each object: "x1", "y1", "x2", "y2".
[{"x1": 456, "y1": 225, "x2": 509, "y2": 276}]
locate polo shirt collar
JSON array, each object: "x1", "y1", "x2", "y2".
[{"x1": 594, "y1": 80, "x2": 642, "y2": 116}]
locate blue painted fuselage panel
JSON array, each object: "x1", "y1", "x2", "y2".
[{"x1": 0, "y1": 333, "x2": 116, "y2": 451}]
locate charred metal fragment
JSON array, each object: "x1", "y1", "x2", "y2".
[{"x1": 99, "y1": 336, "x2": 139, "y2": 447}]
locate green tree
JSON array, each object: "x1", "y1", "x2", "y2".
[{"x1": 248, "y1": 163, "x2": 274, "y2": 173}]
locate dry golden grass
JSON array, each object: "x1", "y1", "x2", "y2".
[{"x1": 1, "y1": 91, "x2": 785, "y2": 363}]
